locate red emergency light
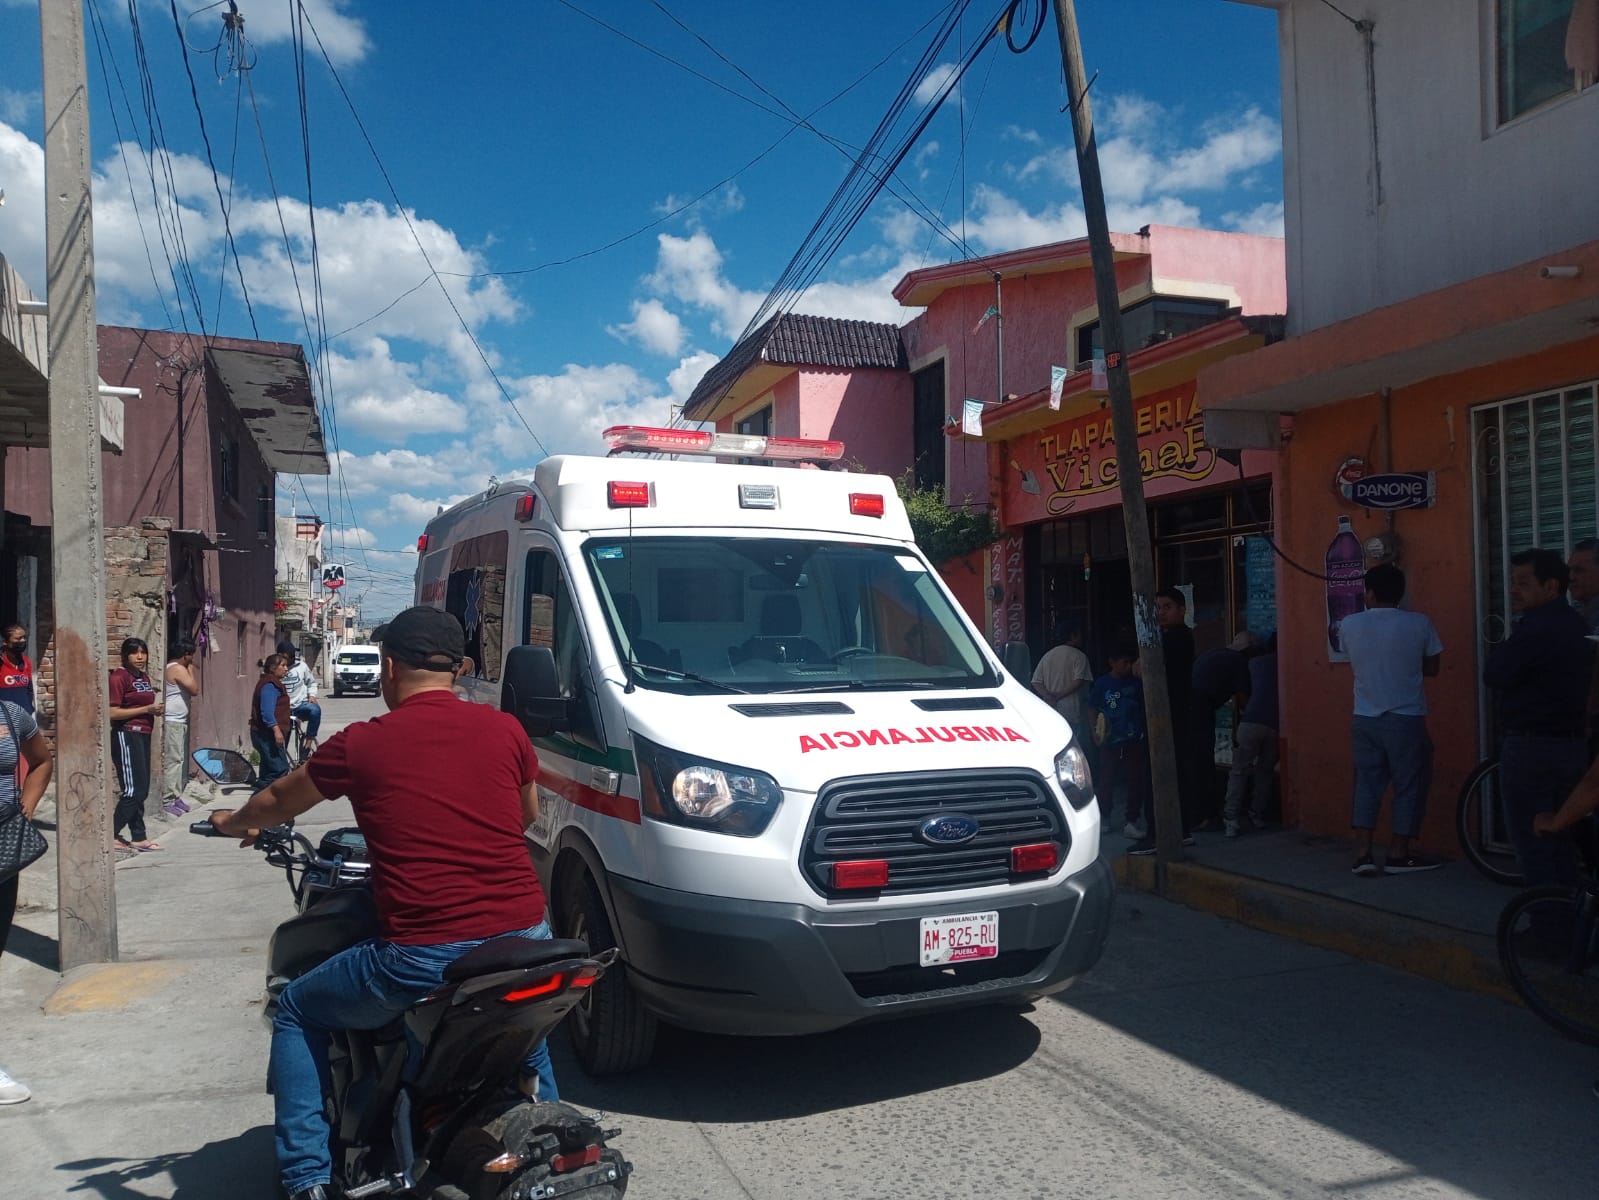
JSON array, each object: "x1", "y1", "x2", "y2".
[
  {"x1": 416, "y1": 534, "x2": 429, "y2": 553},
  {"x1": 849, "y1": 493, "x2": 886, "y2": 518},
  {"x1": 608, "y1": 481, "x2": 652, "y2": 508},
  {"x1": 514, "y1": 494, "x2": 537, "y2": 522},
  {"x1": 603, "y1": 424, "x2": 845, "y2": 464},
  {"x1": 831, "y1": 859, "x2": 890, "y2": 890},
  {"x1": 1010, "y1": 842, "x2": 1059, "y2": 874}
]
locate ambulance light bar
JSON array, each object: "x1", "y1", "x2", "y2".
[{"x1": 603, "y1": 425, "x2": 845, "y2": 463}]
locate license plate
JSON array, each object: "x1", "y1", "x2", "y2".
[{"x1": 919, "y1": 910, "x2": 999, "y2": 967}]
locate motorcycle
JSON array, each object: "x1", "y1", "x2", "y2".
[{"x1": 191, "y1": 816, "x2": 631, "y2": 1199}]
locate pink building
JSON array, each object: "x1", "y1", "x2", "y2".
[{"x1": 686, "y1": 225, "x2": 1286, "y2": 663}]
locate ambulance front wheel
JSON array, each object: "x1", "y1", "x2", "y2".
[{"x1": 559, "y1": 868, "x2": 657, "y2": 1075}]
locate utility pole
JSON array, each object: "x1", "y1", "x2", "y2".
[
  {"x1": 41, "y1": 0, "x2": 118, "y2": 964},
  {"x1": 1051, "y1": 0, "x2": 1184, "y2": 874}
]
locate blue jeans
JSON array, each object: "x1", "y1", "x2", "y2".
[
  {"x1": 251, "y1": 729, "x2": 291, "y2": 788},
  {"x1": 292, "y1": 701, "x2": 322, "y2": 740},
  {"x1": 272, "y1": 919, "x2": 559, "y2": 1194},
  {"x1": 1499, "y1": 733, "x2": 1586, "y2": 889},
  {"x1": 1351, "y1": 713, "x2": 1432, "y2": 837}
]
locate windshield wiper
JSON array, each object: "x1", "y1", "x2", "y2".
[
  {"x1": 621, "y1": 660, "x2": 751, "y2": 694},
  {"x1": 769, "y1": 679, "x2": 946, "y2": 693}
]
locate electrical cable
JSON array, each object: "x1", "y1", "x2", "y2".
[{"x1": 1229, "y1": 458, "x2": 1334, "y2": 582}]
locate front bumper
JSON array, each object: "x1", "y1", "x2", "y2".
[{"x1": 607, "y1": 854, "x2": 1113, "y2": 1036}]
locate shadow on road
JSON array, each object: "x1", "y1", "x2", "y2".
[
  {"x1": 5, "y1": 923, "x2": 57, "y2": 970},
  {"x1": 59, "y1": 1125, "x2": 276, "y2": 1199},
  {"x1": 558, "y1": 1003, "x2": 1041, "y2": 1123}
]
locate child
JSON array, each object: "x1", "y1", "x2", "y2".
[{"x1": 1088, "y1": 641, "x2": 1151, "y2": 840}]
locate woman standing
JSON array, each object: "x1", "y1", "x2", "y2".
[
  {"x1": 0, "y1": 694, "x2": 55, "y2": 1104},
  {"x1": 250, "y1": 654, "x2": 293, "y2": 788},
  {"x1": 0, "y1": 625, "x2": 35, "y2": 714},
  {"x1": 161, "y1": 639, "x2": 199, "y2": 816},
  {"x1": 109, "y1": 637, "x2": 163, "y2": 851}
]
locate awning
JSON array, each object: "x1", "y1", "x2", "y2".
[
  {"x1": 1198, "y1": 239, "x2": 1599, "y2": 417},
  {"x1": 206, "y1": 338, "x2": 329, "y2": 475},
  {"x1": 0, "y1": 254, "x2": 125, "y2": 452}
]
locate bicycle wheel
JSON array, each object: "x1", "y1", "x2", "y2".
[
  {"x1": 1496, "y1": 884, "x2": 1599, "y2": 1046},
  {"x1": 1456, "y1": 759, "x2": 1522, "y2": 886}
]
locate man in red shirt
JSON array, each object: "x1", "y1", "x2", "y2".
[{"x1": 211, "y1": 607, "x2": 553, "y2": 1200}]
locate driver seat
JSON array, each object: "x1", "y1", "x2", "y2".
[
  {"x1": 732, "y1": 594, "x2": 825, "y2": 665},
  {"x1": 614, "y1": 591, "x2": 679, "y2": 672}
]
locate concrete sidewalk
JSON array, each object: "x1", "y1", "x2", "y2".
[{"x1": 1102, "y1": 822, "x2": 1519, "y2": 1003}]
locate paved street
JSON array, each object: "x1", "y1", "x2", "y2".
[{"x1": 2, "y1": 692, "x2": 1594, "y2": 1199}]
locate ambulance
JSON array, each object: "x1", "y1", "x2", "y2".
[{"x1": 413, "y1": 425, "x2": 1112, "y2": 1073}]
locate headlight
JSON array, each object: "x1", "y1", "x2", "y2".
[
  {"x1": 634, "y1": 736, "x2": 783, "y2": 837},
  {"x1": 1055, "y1": 744, "x2": 1095, "y2": 811}
]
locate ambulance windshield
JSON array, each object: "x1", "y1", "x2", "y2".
[{"x1": 582, "y1": 536, "x2": 998, "y2": 694}]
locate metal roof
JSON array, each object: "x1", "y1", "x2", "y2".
[{"x1": 205, "y1": 341, "x2": 329, "y2": 475}]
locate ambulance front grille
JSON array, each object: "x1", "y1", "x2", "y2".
[{"x1": 800, "y1": 768, "x2": 1066, "y2": 897}]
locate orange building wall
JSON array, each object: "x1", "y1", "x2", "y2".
[{"x1": 1278, "y1": 334, "x2": 1599, "y2": 850}]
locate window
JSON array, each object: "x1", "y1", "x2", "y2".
[
  {"x1": 441, "y1": 531, "x2": 507, "y2": 682},
  {"x1": 912, "y1": 361, "x2": 947, "y2": 491},
  {"x1": 1498, "y1": 0, "x2": 1590, "y2": 123},
  {"x1": 735, "y1": 405, "x2": 772, "y2": 437},
  {"x1": 524, "y1": 549, "x2": 587, "y2": 697},
  {"x1": 219, "y1": 435, "x2": 241, "y2": 503},
  {"x1": 1076, "y1": 296, "x2": 1231, "y2": 367},
  {"x1": 257, "y1": 484, "x2": 273, "y2": 536}
]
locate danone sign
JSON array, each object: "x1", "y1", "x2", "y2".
[
  {"x1": 1346, "y1": 471, "x2": 1436, "y2": 511},
  {"x1": 1006, "y1": 380, "x2": 1217, "y2": 520}
]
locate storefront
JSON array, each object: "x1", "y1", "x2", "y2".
[
  {"x1": 973, "y1": 319, "x2": 1282, "y2": 671},
  {"x1": 1199, "y1": 239, "x2": 1599, "y2": 848}
]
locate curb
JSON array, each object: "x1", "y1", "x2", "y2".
[{"x1": 1113, "y1": 854, "x2": 1515, "y2": 1004}]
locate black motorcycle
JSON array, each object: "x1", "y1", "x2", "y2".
[{"x1": 192, "y1": 818, "x2": 631, "y2": 1200}]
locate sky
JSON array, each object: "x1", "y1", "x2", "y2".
[{"x1": 0, "y1": 0, "x2": 1283, "y2": 619}]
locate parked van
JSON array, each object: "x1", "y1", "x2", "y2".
[
  {"x1": 414, "y1": 425, "x2": 1111, "y2": 1073},
  {"x1": 332, "y1": 644, "x2": 381, "y2": 697}
]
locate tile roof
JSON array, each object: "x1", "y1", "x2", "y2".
[{"x1": 683, "y1": 313, "x2": 907, "y2": 420}]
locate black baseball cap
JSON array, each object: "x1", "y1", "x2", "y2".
[{"x1": 372, "y1": 606, "x2": 466, "y2": 672}]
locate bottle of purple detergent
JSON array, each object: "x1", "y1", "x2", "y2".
[{"x1": 1325, "y1": 516, "x2": 1366, "y2": 655}]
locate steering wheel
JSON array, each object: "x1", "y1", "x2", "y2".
[{"x1": 831, "y1": 645, "x2": 874, "y2": 663}]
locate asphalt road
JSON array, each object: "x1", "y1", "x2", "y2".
[{"x1": 1, "y1": 691, "x2": 1594, "y2": 1199}]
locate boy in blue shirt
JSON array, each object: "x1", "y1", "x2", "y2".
[{"x1": 1088, "y1": 642, "x2": 1150, "y2": 839}]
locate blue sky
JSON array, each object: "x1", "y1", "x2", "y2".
[{"x1": 0, "y1": 0, "x2": 1282, "y2": 617}]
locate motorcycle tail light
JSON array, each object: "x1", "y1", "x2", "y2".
[
  {"x1": 552, "y1": 1145, "x2": 603, "y2": 1173},
  {"x1": 502, "y1": 973, "x2": 567, "y2": 1003}
]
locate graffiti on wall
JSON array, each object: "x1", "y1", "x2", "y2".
[{"x1": 988, "y1": 532, "x2": 1025, "y2": 649}]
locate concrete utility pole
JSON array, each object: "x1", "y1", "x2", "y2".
[
  {"x1": 1051, "y1": 0, "x2": 1184, "y2": 873},
  {"x1": 41, "y1": 0, "x2": 118, "y2": 963}
]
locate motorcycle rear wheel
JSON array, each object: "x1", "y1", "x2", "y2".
[{"x1": 435, "y1": 1099, "x2": 630, "y2": 1199}]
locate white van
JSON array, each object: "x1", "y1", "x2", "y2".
[
  {"x1": 414, "y1": 426, "x2": 1111, "y2": 1073},
  {"x1": 332, "y1": 644, "x2": 382, "y2": 697}
]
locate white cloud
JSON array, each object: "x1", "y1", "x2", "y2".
[
  {"x1": 665, "y1": 351, "x2": 719, "y2": 407},
  {"x1": 325, "y1": 339, "x2": 469, "y2": 441},
  {"x1": 1223, "y1": 201, "x2": 1286, "y2": 237},
  {"x1": 608, "y1": 298, "x2": 686, "y2": 356},
  {"x1": 914, "y1": 62, "x2": 961, "y2": 108},
  {"x1": 210, "y1": 0, "x2": 371, "y2": 65},
  {"x1": 0, "y1": 88, "x2": 34, "y2": 125},
  {"x1": 912, "y1": 140, "x2": 940, "y2": 181},
  {"x1": 645, "y1": 230, "x2": 763, "y2": 339}
]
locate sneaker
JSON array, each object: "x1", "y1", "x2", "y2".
[
  {"x1": 0, "y1": 1067, "x2": 32, "y2": 1105},
  {"x1": 1181, "y1": 835, "x2": 1196, "y2": 847},
  {"x1": 1127, "y1": 839, "x2": 1157, "y2": 857},
  {"x1": 1121, "y1": 821, "x2": 1143, "y2": 839},
  {"x1": 1384, "y1": 854, "x2": 1443, "y2": 874},
  {"x1": 1224, "y1": 819, "x2": 1241, "y2": 838},
  {"x1": 161, "y1": 799, "x2": 189, "y2": 817},
  {"x1": 1351, "y1": 854, "x2": 1380, "y2": 876}
]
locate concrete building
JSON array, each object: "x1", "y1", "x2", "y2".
[
  {"x1": 1201, "y1": 0, "x2": 1599, "y2": 848},
  {"x1": 4, "y1": 325, "x2": 327, "y2": 758}
]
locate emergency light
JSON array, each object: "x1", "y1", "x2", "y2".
[{"x1": 603, "y1": 425, "x2": 845, "y2": 463}]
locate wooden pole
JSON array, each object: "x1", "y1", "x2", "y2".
[
  {"x1": 1051, "y1": 0, "x2": 1185, "y2": 874},
  {"x1": 41, "y1": 0, "x2": 118, "y2": 965}
]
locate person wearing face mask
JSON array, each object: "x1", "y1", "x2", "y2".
[
  {"x1": 0, "y1": 625, "x2": 36, "y2": 716},
  {"x1": 109, "y1": 637, "x2": 164, "y2": 851}
]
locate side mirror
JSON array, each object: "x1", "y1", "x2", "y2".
[
  {"x1": 192, "y1": 747, "x2": 257, "y2": 791},
  {"x1": 1000, "y1": 641, "x2": 1032, "y2": 681},
  {"x1": 501, "y1": 645, "x2": 570, "y2": 737}
]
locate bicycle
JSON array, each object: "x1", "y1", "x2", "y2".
[
  {"x1": 288, "y1": 711, "x2": 314, "y2": 766},
  {"x1": 1496, "y1": 848, "x2": 1599, "y2": 1046},
  {"x1": 1456, "y1": 758, "x2": 1523, "y2": 886}
]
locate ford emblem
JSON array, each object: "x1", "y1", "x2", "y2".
[{"x1": 919, "y1": 813, "x2": 980, "y2": 845}]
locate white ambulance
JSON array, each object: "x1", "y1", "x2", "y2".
[{"x1": 413, "y1": 425, "x2": 1112, "y2": 1073}]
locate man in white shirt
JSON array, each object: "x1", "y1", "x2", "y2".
[
  {"x1": 1338, "y1": 563, "x2": 1443, "y2": 876},
  {"x1": 1032, "y1": 618, "x2": 1093, "y2": 747},
  {"x1": 276, "y1": 639, "x2": 322, "y2": 755}
]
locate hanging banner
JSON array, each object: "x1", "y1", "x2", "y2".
[
  {"x1": 962, "y1": 398, "x2": 985, "y2": 437},
  {"x1": 1049, "y1": 365, "x2": 1067, "y2": 411},
  {"x1": 1091, "y1": 349, "x2": 1107, "y2": 390}
]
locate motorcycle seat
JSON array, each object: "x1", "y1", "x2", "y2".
[{"x1": 442, "y1": 936, "x2": 591, "y2": 982}]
